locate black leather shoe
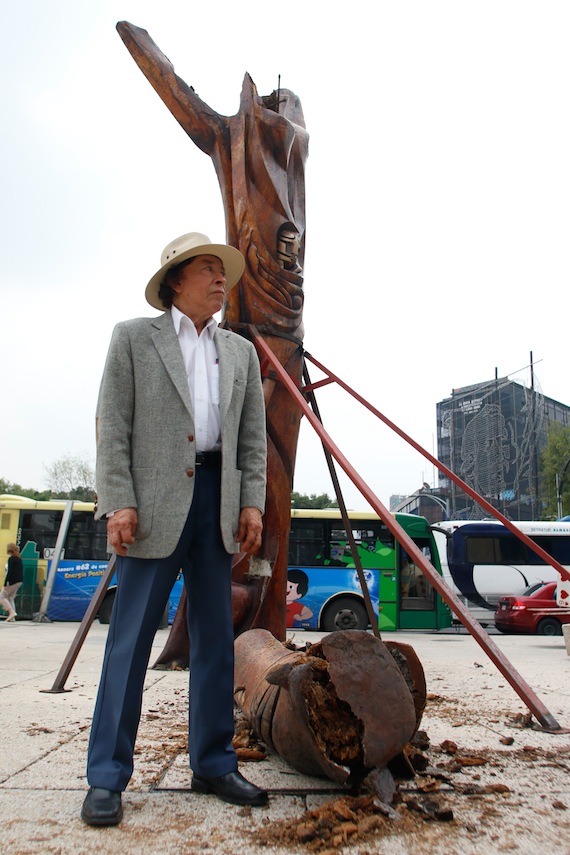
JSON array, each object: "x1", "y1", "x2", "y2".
[
  {"x1": 81, "y1": 787, "x2": 123, "y2": 826},
  {"x1": 191, "y1": 770, "x2": 268, "y2": 806}
]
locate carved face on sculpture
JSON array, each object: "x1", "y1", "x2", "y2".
[{"x1": 277, "y1": 224, "x2": 301, "y2": 273}]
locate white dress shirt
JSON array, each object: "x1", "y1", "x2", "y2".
[{"x1": 171, "y1": 305, "x2": 221, "y2": 452}]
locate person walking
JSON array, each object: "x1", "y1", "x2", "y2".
[
  {"x1": 0, "y1": 543, "x2": 23, "y2": 622},
  {"x1": 81, "y1": 232, "x2": 268, "y2": 827}
]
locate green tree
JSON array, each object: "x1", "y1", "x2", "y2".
[
  {"x1": 0, "y1": 476, "x2": 50, "y2": 500},
  {"x1": 539, "y1": 422, "x2": 570, "y2": 518},
  {"x1": 290, "y1": 491, "x2": 338, "y2": 509}
]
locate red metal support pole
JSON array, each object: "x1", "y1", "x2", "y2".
[
  {"x1": 42, "y1": 554, "x2": 116, "y2": 693},
  {"x1": 302, "y1": 361, "x2": 380, "y2": 638},
  {"x1": 303, "y1": 352, "x2": 570, "y2": 584},
  {"x1": 250, "y1": 330, "x2": 566, "y2": 732}
]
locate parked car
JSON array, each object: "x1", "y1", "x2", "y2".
[{"x1": 494, "y1": 582, "x2": 570, "y2": 636}]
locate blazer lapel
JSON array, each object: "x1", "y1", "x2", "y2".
[
  {"x1": 151, "y1": 313, "x2": 193, "y2": 415},
  {"x1": 215, "y1": 328, "x2": 236, "y2": 424}
]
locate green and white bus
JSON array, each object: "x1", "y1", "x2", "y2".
[{"x1": 287, "y1": 509, "x2": 452, "y2": 631}]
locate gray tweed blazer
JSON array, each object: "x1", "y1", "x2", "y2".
[{"x1": 95, "y1": 311, "x2": 266, "y2": 558}]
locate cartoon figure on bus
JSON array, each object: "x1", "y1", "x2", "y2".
[{"x1": 286, "y1": 568, "x2": 314, "y2": 627}]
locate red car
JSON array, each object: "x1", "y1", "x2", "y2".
[{"x1": 494, "y1": 582, "x2": 570, "y2": 636}]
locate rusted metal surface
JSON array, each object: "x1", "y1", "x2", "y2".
[
  {"x1": 234, "y1": 629, "x2": 420, "y2": 784},
  {"x1": 302, "y1": 362, "x2": 380, "y2": 637},
  {"x1": 43, "y1": 554, "x2": 117, "y2": 693},
  {"x1": 252, "y1": 332, "x2": 567, "y2": 732}
]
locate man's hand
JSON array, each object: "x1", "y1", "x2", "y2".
[
  {"x1": 107, "y1": 508, "x2": 138, "y2": 556},
  {"x1": 236, "y1": 507, "x2": 263, "y2": 554}
]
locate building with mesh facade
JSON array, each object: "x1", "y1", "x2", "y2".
[{"x1": 436, "y1": 377, "x2": 570, "y2": 520}]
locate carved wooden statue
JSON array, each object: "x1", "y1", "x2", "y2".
[{"x1": 117, "y1": 22, "x2": 307, "y2": 645}]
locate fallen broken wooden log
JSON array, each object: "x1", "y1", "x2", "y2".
[{"x1": 234, "y1": 629, "x2": 424, "y2": 786}]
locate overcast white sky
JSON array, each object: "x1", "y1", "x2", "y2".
[{"x1": 1, "y1": 1, "x2": 569, "y2": 510}]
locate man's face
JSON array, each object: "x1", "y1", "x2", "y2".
[{"x1": 171, "y1": 254, "x2": 226, "y2": 323}]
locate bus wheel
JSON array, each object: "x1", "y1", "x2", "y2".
[
  {"x1": 322, "y1": 597, "x2": 369, "y2": 632},
  {"x1": 536, "y1": 617, "x2": 562, "y2": 636},
  {"x1": 98, "y1": 592, "x2": 116, "y2": 625}
]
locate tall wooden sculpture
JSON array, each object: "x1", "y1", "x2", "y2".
[{"x1": 117, "y1": 22, "x2": 307, "y2": 642}]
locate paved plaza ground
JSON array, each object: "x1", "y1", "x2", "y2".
[{"x1": 1, "y1": 619, "x2": 569, "y2": 854}]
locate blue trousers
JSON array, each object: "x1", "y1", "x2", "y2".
[{"x1": 87, "y1": 467, "x2": 236, "y2": 791}]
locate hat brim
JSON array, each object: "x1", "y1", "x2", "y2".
[{"x1": 145, "y1": 242, "x2": 245, "y2": 311}]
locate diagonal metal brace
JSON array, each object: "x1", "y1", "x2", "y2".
[
  {"x1": 304, "y1": 352, "x2": 570, "y2": 583},
  {"x1": 41, "y1": 554, "x2": 116, "y2": 693},
  {"x1": 302, "y1": 361, "x2": 380, "y2": 638},
  {"x1": 249, "y1": 328, "x2": 567, "y2": 733}
]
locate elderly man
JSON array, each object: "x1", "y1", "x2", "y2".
[{"x1": 81, "y1": 233, "x2": 268, "y2": 826}]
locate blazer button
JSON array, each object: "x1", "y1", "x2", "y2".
[
  {"x1": 186, "y1": 468, "x2": 194, "y2": 478},
  {"x1": 188, "y1": 434, "x2": 194, "y2": 442}
]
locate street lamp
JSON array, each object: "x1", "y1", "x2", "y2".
[
  {"x1": 393, "y1": 490, "x2": 449, "y2": 519},
  {"x1": 555, "y1": 457, "x2": 570, "y2": 519}
]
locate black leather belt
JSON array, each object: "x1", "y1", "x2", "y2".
[{"x1": 195, "y1": 451, "x2": 222, "y2": 467}]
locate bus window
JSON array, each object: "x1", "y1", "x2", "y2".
[
  {"x1": 465, "y1": 535, "x2": 525, "y2": 565},
  {"x1": 329, "y1": 524, "x2": 389, "y2": 567},
  {"x1": 19, "y1": 509, "x2": 108, "y2": 561},
  {"x1": 64, "y1": 513, "x2": 108, "y2": 560},
  {"x1": 530, "y1": 536, "x2": 570, "y2": 565},
  {"x1": 20, "y1": 510, "x2": 63, "y2": 558},
  {"x1": 288, "y1": 520, "x2": 326, "y2": 566}
]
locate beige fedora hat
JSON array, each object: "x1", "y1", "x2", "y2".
[{"x1": 145, "y1": 232, "x2": 245, "y2": 310}]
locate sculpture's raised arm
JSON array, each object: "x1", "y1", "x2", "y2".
[{"x1": 116, "y1": 21, "x2": 226, "y2": 156}]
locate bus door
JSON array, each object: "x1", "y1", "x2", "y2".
[{"x1": 397, "y1": 538, "x2": 438, "y2": 629}]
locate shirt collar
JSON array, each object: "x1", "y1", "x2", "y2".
[{"x1": 171, "y1": 305, "x2": 218, "y2": 338}]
